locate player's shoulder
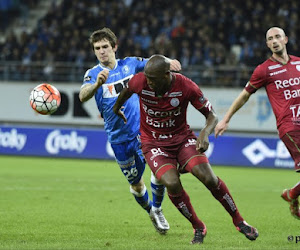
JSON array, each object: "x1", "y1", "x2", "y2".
[
  {"x1": 83, "y1": 64, "x2": 101, "y2": 82},
  {"x1": 119, "y1": 56, "x2": 147, "y2": 65},
  {"x1": 131, "y1": 72, "x2": 146, "y2": 81},
  {"x1": 174, "y1": 72, "x2": 195, "y2": 86},
  {"x1": 253, "y1": 58, "x2": 277, "y2": 73},
  {"x1": 85, "y1": 64, "x2": 101, "y2": 75},
  {"x1": 289, "y1": 54, "x2": 300, "y2": 61},
  {"x1": 128, "y1": 72, "x2": 146, "y2": 91}
]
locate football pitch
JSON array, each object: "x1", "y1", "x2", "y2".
[{"x1": 0, "y1": 155, "x2": 299, "y2": 249}]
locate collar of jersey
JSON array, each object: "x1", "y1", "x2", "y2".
[{"x1": 98, "y1": 59, "x2": 119, "y2": 71}]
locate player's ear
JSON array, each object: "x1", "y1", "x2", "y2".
[
  {"x1": 113, "y1": 44, "x2": 118, "y2": 53},
  {"x1": 284, "y1": 36, "x2": 288, "y2": 45}
]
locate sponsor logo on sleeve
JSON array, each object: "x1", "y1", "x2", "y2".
[
  {"x1": 199, "y1": 96, "x2": 205, "y2": 103},
  {"x1": 84, "y1": 76, "x2": 91, "y2": 82}
]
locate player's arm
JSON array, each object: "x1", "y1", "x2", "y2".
[
  {"x1": 214, "y1": 88, "x2": 251, "y2": 137},
  {"x1": 79, "y1": 69, "x2": 109, "y2": 102},
  {"x1": 113, "y1": 87, "x2": 134, "y2": 124},
  {"x1": 197, "y1": 109, "x2": 218, "y2": 153}
]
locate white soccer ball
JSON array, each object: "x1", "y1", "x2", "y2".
[{"x1": 29, "y1": 83, "x2": 61, "y2": 115}]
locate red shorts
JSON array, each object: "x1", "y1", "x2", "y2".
[
  {"x1": 281, "y1": 131, "x2": 300, "y2": 172},
  {"x1": 142, "y1": 134, "x2": 209, "y2": 179}
]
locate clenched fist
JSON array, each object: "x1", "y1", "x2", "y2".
[{"x1": 96, "y1": 69, "x2": 109, "y2": 87}]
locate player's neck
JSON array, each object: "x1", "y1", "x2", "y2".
[
  {"x1": 271, "y1": 53, "x2": 289, "y2": 65},
  {"x1": 100, "y1": 59, "x2": 116, "y2": 70}
]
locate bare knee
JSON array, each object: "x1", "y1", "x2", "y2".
[
  {"x1": 131, "y1": 178, "x2": 145, "y2": 193},
  {"x1": 160, "y1": 169, "x2": 182, "y2": 195},
  {"x1": 192, "y1": 163, "x2": 218, "y2": 188}
]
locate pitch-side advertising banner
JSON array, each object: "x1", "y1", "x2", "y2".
[
  {"x1": 0, "y1": 125, "x2": 293, "y2": 169},
  {"x1": 0, "y1": 82, "x2": 276, "y2": 132}
]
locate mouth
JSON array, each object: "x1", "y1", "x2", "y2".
[{"x1": 100, "y1": 56, "x2": 108, "y2": 61}]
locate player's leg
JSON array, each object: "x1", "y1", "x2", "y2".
[
  {"x1": 190, "y1": 161, "x2": 258, "y2": 240},
  {"x1": 149, "y1": 172, "x2": 170, "y2": 231},
  {"x1": 178, "y1": 138, "x2": 258, "y2": 241},
  {"x1": 110, "y1": 141, "x2": 152, "y2": 213},
  {"x1": 143, "y1": 143, "x2": 206, "y2": 244},
  {"x1": 129, "y1": 177, "x2": 152, "y2": 212},
  {"x1": 281, "y1": 132, "x2": 300, "y2": 219},
  {"x1": 133, "y1": 138, "x2": 166, "y2": 209},
  {"x1": 281, "y1": 184, "x2": 300, "y2": 219},
  {"x1": 133, "y1": 140, "x2": 169, "y2": 233},
  {"x1": 160, "y1": 168, "x2": 207, "y2": 244}
]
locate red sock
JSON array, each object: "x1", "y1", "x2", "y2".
[
  {"x1": 210, "y1": 177, "x2": 244, "y2": 226},
  {"x1": 289, "y1": 182, "x2": 300, "y2": 199},
  {"x1": 168, "y1": 189, "x2": 205, "y2": 229}
]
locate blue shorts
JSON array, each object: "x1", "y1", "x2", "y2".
[{"x1": 111, "y1": 135, "x2": 146, "y2": 185}]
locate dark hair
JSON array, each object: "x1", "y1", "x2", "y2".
[{"x1": 89, "y1": 27, "x2": 117, "y2": 50}]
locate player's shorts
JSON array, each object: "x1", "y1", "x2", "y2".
[
  {"x1": 281, "y1": 131, "x2": 300, "y2": 172},
  {"x1": 111, "y1": 134, "x2": 146, "y2": 184},
  {"x1": 142, "y1": 133, "x2": 209, "y2": 180}
]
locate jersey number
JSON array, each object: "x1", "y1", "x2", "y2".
[{"x1": 123, "y1": 167, "x2": 138, "y2": 181}]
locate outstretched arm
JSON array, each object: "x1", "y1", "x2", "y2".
[
  {"x1": 196, "y1": 110, "x2": 218, "y2": 153},
  {"x1": 113, "y1": 87, "x2": 134, "y2": 124},
  {"x1": 214, "y1": 88, "x2": 251, "y2": 137}
]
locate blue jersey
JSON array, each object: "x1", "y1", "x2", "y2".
[{"x1": 82, "y1": 57, "x2": 148, "y2": 144}]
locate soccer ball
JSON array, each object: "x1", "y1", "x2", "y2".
[{"x1": 29, "y1": 83, "x2": 61, "y2": 115}]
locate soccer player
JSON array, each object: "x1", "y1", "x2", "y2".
[
  {"x1": 113, "y1": 54, "x2": 258, "y2": 244},
  {"x1": 79, "y1": 28, "x2": 181, "y2": 234},
  {"x1": 215, "y1": 27, "x2": 300, "y2": 220}
]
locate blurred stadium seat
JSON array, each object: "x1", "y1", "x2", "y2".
[{"x1": 0, "y1": 0, "x2": 299, "y2": 86}]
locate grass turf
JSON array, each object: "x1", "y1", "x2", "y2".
[{"x1": 0, "y1": 155, "x2": 299, "y2": 249}]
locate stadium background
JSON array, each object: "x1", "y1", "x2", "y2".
[
  {"x1": 0, "y1": 0, "x2": 296, "y2": 168},
  {"x1": 0, "y1": 1, "x2": 299, "y2": 249}
]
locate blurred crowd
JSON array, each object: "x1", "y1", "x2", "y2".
[
  {"x1": 0, "y1": 0, "x2": 299, "y2": 83},
  {"x1": 0, "y1": 0, "x2": 38, "y2": 30}
]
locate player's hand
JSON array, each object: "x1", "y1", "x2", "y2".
[
  {"x1": 115, "y1": 106, "x2": 127, "y2": 124},
  {"x1": 96, "y1": 69, "x2": 109, "y2": 87},
  {"x1": 196, "y1": 131, "x2": 209, "y2": 153},
  {"x1": 170, "y1": 59, "x2": 182, "y2": 72},
  {"x1": 214, "y1": 120, "x2": 228, "y2": 138}
]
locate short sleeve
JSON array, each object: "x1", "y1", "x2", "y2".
[
  {"x1": 185, "y1": 76, "x2": 213, "y2": 117},
  {"x1": 245, "y1": 64, "x2": 267, "y2": 94}
]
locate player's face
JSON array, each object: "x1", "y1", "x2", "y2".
[
  {"x1": 266, "y1": 28, "x2": 287, "y2": 55},
  {"x1": 93, "y1": 39, "x2": 117, "y2": 67},
  {"x1": 145, "y1": 71, "x2": 170, "y2": 94}
]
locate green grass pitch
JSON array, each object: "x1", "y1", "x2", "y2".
[{"x1": 0, "y1": 155, "x2": 299, "y2": 249}]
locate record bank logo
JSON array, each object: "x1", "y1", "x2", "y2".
[{"x1": 242, "y1": 139, "x2": 292, "y2": 167}]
